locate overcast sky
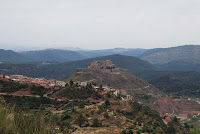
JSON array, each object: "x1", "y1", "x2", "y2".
[{"x1": 0, "y1": 0, "x2": 200, "y2": 50}]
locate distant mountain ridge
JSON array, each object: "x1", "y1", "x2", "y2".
[
  {"x1": 140, "y1": 45, "x2": 200, "y2": 64},
  {"x1": 0, "y1": 48, "x2": 148, "y2": 63},
  {"x1": 42, "y1": 54, "x2": 158, "y2": 80},
  {"x1": 155, "y1": 58, "x2": 200, "y2": 72},
  {"x1": 1, "y1": 45, "x2": 200, "y2": 65},
  {"x1": 0, "y1": 54, "x2": 157, "y2": 80},
  {"x1": 88, "y1": 48, "x2": 148, "y2": 57},
  {"x1": 1, "y1": 53, "x2": 200, "y2": 83},
  {"x1": 20, "y1": 49, "x2": 88, "y2": 63},
  {"x1": 2, "y1": 45, "x2": 200, "y2": 75},
  {"x1": 0, "y1": 49, "x2": 32, "y2": 63}
]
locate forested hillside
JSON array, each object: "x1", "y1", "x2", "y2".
[
  {"x1": 0, "y1": 54, "x2": 158, "y2": 80},
  {"x1": 155, "y1": 59, "x2": 200, "y2": 72},
  {"x1": 150, "y1": 77, "x2": 200, "y2": 97},
  {"x1": 20, "y1": 49, "x2": 88, "y2": 62},
  {"x1": 141, "y1": 45, "x2": 200, "y2": 64},
  {"x1": 0, "y1": 49, "x2": 32, "y2": 63}
]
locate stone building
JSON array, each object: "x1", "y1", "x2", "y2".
[{"x1": 76, "y1": 60, "x2": 128, "y2": 73}]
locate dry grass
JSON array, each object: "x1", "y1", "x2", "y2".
[
  {"x1": 72, "y1": 127, "x2": 122, "y2": 134},
  {"x1": 0, "y1": 97, "x2": 58, "y2": 134}
]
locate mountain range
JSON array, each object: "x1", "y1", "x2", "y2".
[
  {"x1": 140, "y1": 45, "x2": 200, "y2": 64},
  {"x1": 2, "y1": 45, "x2": 200, "y2": 83},
  {"x1": 1, "y1": 45, "x2": 200, "y2": 66},
  {"x1": 20, "y1": 49, "x2": 88, "y2": 63},
  {"x1": 0, "y1": 54, "x2": 157, "y2": 80},
  {"x1": 0, "y1": 49, "x2": 31, "y2": 63}
]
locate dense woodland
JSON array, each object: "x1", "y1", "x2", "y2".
[{"x1": 150, "y1": 77, "x2": 200, "y2": 97}]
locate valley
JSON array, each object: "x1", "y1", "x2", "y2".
[
  {"x1": 1, "y1": 1, "x2": 199, "y2": 133},
  {"x1": 1, "y1": 45, "x2": 200, "y2": 133}
]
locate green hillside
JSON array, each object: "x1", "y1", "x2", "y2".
[
  {"x1": 0, "y1": 54, "x2": 157, "y2": 80},
  {"x1": 141, "y1": 45, "x2": 200, "y2": 64},
  {"x1": 150, "y1": 77, "x2": 200, "y2": 97},
  {"x1": 40, "y1": 54, "x2": 158, "y2": 80},
  {"x1": 155, "y1": 58, "x2": 200, "y2": 72},
  {"x1": 20, "y1": 49, "x2": 88, "y2": 63},
  {"x1": 0, "y1": 48, "x2": 148, "y2": 63},
  {"x1": 2, "y1": 54, "x2": 200, "y2": 84},
  {"x1": 0, "y1": 79, "x2": 186, "y2": 134},
  {"x1": 0, "y1": 49, "x2": 32, "y2": 63},
  {"x1": 140, "y1": 70, "x2": 200, "y2": 83}
]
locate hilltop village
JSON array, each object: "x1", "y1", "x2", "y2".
[
  {"x1": 0, "y1": 60, "x2": 199, "y2": 133},
  {"x1": 0, "y1": 74, "x2": 66, "y2": 88},
  {"x1": 0, "y1": 60, "x2": 132, "y2": 98},
  {"x1": 0, "y1": 73, "x2": 132, "y2": 101},
  {"x1": 0, "y1": 73, "x2": 180, "y2": 133}
]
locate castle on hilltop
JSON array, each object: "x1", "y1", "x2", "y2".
[
  {"x1": 76, "y1": 60, "x2": 128, "y2": 73},
  {"x1": 88, "y1": 60, "x2": 116, "y2": 70}
]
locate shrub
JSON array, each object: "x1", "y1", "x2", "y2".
[
  {"x1": 0, "y1": 97, "x2": 58, "y2": 134},
  {"x1": 104, "y1": 112, "x2": 109, "y2": 118},
  {"x1": 91, "y1": 118, "x2": 102, "y2": 127},
  {"x1": 129, "y1": 130, "x2": 133, "y2": 134}
]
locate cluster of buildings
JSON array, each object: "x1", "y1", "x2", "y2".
[
  {"x1": 1, "y1": 73, "x2": 133, "y2": 101},
  {"x1": 91, "y1": 85, "x2": 133, "y2": 101},
  {"x1": 161, "y1": 113, "x2": 172, "y2": 125},
  {"x1": 0, "y1": 75, "x2": 66, "y2": 88}
]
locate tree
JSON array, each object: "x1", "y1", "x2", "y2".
[
  {"x1": 77, "y1": 114, "x2": 85, "y2": 127},
  {"x1": 132, "y1": 101, "x2": 140, "y2": 113},
  {"x1": 106, "y1": 93, "x2": 111, "y2": 98},
  {"x1": 60, "y1": 121, "x2": 71, "y2": 132},
  {"x1": 65, "y1": 83, "x2": 69, "y2": 87},
  {"x1": 172, "y1": 116, "x2": 178, "y2": 123},
  {"x1": 129, "y1": 130, "x2": 133, "y2": 134},
  {"x1": 91, "y1": 118, "x2": 101, "y2": 127},
  {"x1": 70, "y1": 80, "x2": 74, "y2": 87},
  {"x1": 105, "y1": 100, "x2": 110, "y2": 108},
  {"x1": 166, "y1": 123, "x2": 176, "y2": 134},
  {"x1": 184, "y1": 123, "x2": 190, "y2": 129},
  {"x1": 122, "y1": 130, "x2": 126, "y2": 134},
  {"x1": 103, "y1": 112, "x2": 109, "y2": 118},
  {"x1": 76, "y1": 83, "x2": 79, "y2": 87},
  {"x1": 62, "y1": 113, "x2": 70, "y2": 120}
]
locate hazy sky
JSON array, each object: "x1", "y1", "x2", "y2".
[{"x1": 0, "y1": 0, "x2": 200, "y2": 50}]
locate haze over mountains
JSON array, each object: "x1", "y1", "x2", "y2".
[
  {"x1": 0, "y1": 49, "x2": 31, "y2": 63},
  {"x1": 1, "y1": 45, "x2": 200, "y2": 63},
  {"x1": 1, "y1": 45, "x2": 200, "y2": 132},
  {"x1": 20, "y1": 49, "x2": 88, "y2": 63},
  {"x1": 140, "y1": 45, "x2": 200, "y2": 64},
  {"x1": 1, "y1": 45, "x2": 200, "y2": 73},
  {"x1": 1, "y1": 45, "x2": 200, "y2": 82},
  {"x1": 0, "y1": 48, "x2": 149, "y2": 63}
]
